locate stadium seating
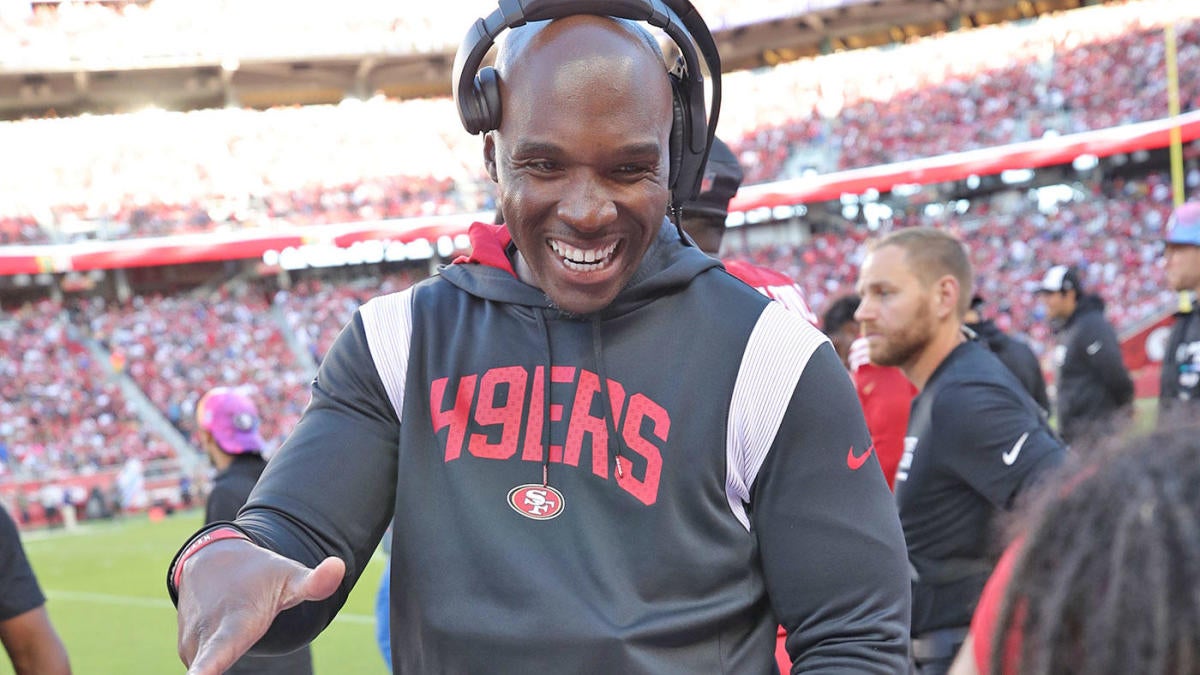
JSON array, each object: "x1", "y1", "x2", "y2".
[
  {"x1": 0, "y1": 299, "x2": 175, "y2": 481},
  {"x1": 1, "y1": 0, "x2": 1196, "y2": 243}
]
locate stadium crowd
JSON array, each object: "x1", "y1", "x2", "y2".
[
  {"x1": 0, "y1": 298, "x2": 174, "y2": 481},
  {"x1": 82, "y1": 288, "x2": 313, "y2": 453},
  {"x1": 725, "y1": 170, "x2": 1185, "y2": 355},
  {"x1": 0, "y1": 0, "x2": 1196, "y2": 244}
]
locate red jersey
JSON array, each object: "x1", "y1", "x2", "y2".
[
  {"x1": 969, "y1": 538, "x2": 1024, "y2": 674},
  {"x1": 852, "y1": 363, "x2": 916, "y2": 490},
  {"x1": 723, "y1": 259, "x2": 819, "y2": 326}
]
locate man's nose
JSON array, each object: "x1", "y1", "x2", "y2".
[
  {"x1": 557, "y1": 173, "x2": 618, "y2": 232},
  {"x1": 854, "y1": 298, "x2": 874, "y2": 322}
]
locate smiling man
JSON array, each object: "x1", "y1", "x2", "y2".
[
  {"x1": 168, "y1": 6, "x2": 910, "y2": 675},
  {"x1": 855, "y1": 227, "x2": 1065, "y2": 675}
]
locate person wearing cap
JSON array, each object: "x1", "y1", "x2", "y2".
[
  {"x1": 1035, "y1": 264, "x2": 1133, "y2": 446},
  {"x1": 964, "y1": 295, "x2": 1049, "y2": 414},
  {"x1": 679, "y1": 136, "x2": 819, "y2": 325},
  {"x1": 194, "y1": 386, "x2": 314, "y2": 675},
  {"x1": 1160, "y1": 201, "x2": 1200, "y2": 425}
]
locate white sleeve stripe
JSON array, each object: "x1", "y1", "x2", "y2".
[
  {"x1": 726, "y1": 302, "x2": 829, "y2": 530},
  {"x1": 359, "y1": 289, "x2": 415, "y2": 419}
]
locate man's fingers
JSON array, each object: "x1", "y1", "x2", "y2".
[
  {"x1": 283, "y1": 556, "x2": 346, "y2": 610},
  {"x1": 186, "y1": 614, "x2": 265, "y2": 675}
]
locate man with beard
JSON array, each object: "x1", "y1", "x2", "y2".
[{"x1": 855, "y1": 227, "x2": 1065, "y2": 675}]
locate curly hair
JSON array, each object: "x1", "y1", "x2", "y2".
[{"x1": 992, "y1": 423, "x2": 1200, "y2": 675}]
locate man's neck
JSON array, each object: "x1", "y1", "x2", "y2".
[{"x1": 902, "y1": 322, "x2": 967, "y2": 392}]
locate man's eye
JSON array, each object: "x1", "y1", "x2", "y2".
[
  {"x1": 516, "y1": 159, "x2": 557, "y2": 173},
  {"x1": 616, "y1": 164, "x2": 651, "y2": 175}
]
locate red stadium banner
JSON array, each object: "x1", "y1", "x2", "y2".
[{"x1": 731, "y1": 109, "x2": 1200, "y2": 212}]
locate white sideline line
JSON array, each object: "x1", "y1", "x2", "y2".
[{"x1": 43, "y1": 589, "x2": 376, "y2": 624}]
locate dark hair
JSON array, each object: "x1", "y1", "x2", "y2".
[
  {"x1": 822, "y1": 294, "x2": 861, "y2": 335},
  {"x1": 993, "y1": 424, "x2": 1200, "y2": 675}
]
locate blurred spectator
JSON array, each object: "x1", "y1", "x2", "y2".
[
  {"x1": 1159, "y1": 201, "x2": 1200, "y2": 425},
  {"x1": 678, "y1": 136, "x2": 818, "y2": 324},
  {"x1": 821, "y1": 293, "x2": 915, "y2": 490},
  {"x1": 965, "y1": 295, "x2": 1050, "y2": 413},
  {"x1": 1034, "y1": 264, "x2": 1134, "y2": 445}
]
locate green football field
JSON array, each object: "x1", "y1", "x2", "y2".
[{"x1": 11, "y1": 509, "x2": 390, "y2": 675}]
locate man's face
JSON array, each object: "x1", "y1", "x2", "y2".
[
  {"x1": 854, "y1": 245, "x2": 935, "y2": 370},
  {"x1": 829, "y1": 323, "x2": 859, "y2": 368},
  {"x1": 1165, "y1": 243, "x2": 1200, "y2": 292},
  {"x1": 486, "y1": 18, "x2": 673, "y2": 316},
  {"x1": 1038, "y1": 290, "x2": 1071, "y2": 321},
  {"x1": 679, "y1": 212, "x2": 726, "y2": 256}
]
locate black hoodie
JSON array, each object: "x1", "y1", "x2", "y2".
[
  {"x1": 1051, "y1": 294, "x2": 1134, "y2": 444},
  {"x1": 967, "y1": 319, "x2": 1050, "y2": 413},
  {"x1": 171, "y1": 220, "x2": 911, "y2": 673}
]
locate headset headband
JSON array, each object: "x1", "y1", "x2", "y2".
[{"x1": 451, "y1": 0, "x2": 722, "y2": 206}]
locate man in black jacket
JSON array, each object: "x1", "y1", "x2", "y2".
[
  {"x1": 1160, "y1": 202, "x2": 1200, "y2": 426},
  {"x1": 1035, "y1": 265, "x2": 1134, "y2": 445},
  {"x1": 965, "y1": 295, "x2": 1050, "y2": 414}
]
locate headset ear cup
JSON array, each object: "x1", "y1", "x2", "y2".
[
  {"x1": 668, "y1": 73, "x2": 689, "y2": 204},
  {"x1": 468, "y1": 66, "x2": 503, "y2": 134}
]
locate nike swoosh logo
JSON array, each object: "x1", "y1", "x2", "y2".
[
  {"x1": 1002, "y1": 432, "x2": 1030, "y2": 466},
  {"x1": 847, "y1": 443, "x2": 874, "y2": 470},
  {"x1": 1086, "y1": 341, "x2": 1102, "y2": 355}
]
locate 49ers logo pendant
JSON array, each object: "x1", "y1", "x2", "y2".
[{"x1": 508, "y1": 484, "x2": 565, "y2": 520}]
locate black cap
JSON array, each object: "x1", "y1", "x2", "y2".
[{"x1": 682, "y1": 137, "x2": 743, "y2": 218}]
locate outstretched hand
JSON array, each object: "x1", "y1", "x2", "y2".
[{"x1": 175, "y1": 539, "x2": 345, "y2": 675}]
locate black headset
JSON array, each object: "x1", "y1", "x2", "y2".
[{"x1": 451, "y1": 0, "x2": 722, "y2": 211}]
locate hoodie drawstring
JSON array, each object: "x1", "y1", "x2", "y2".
[
  {"x1": 533, "y1": 312, "x2": 629, "y2": 487},
  {"x1": 592, "y1": 320, "x2": 628, "y2": 479},
  {"x1": 537, "y1": 309, "x2": 552, "y2": 487}
]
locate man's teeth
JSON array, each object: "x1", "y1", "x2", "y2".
[{"x1": 550, "y1": 240, "x2": 617, "y2": 265}]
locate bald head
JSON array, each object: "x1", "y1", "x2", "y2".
[
  {"x1": 481, "y1": 14, "x2": 678, "y2": 316},
  {"x1": 496, "y1": 15, "x2": 667, "y2": 82},
  {"x1": 493, "y1": 16, "x2": 673, "y2": 137}
]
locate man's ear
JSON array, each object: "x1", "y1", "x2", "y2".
[
  {"x1": 483, "y1": 132, "x2": 499, "y2": 183},
  {"x1": 935, "y1": 274, "x2": 961, "y2": 320}
]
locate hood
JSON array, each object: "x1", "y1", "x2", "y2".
[
  {"x1": 1064, "y1": 293, "x2": 1105, "y2": 328},
  {"x1": 439, "y1": 219, "x2": 722, "y2": 319},
  {"x1": 966, "y1": 318, "x2": 1006, "y2": 351}
]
